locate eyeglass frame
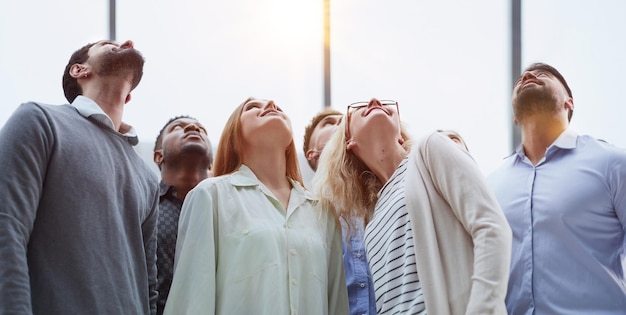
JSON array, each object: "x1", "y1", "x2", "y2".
[{"x1": 345, "y1": 100, "x2": 399, "y2": 139}]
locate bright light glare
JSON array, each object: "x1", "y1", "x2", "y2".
[{"x1": 258, "y1": 0, "x2": 322, "y2": 49}]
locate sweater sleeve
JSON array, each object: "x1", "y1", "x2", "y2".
[
  {"x1": 0, "y1": 103, "x2": 53, "y2": 314},
  {"x1": 421, "y1": 132, "x2": 512, "y2": 314}
]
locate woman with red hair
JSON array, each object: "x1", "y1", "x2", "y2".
[{"x1": 164, "y1": 98, "x2": 348, "y2": 315}]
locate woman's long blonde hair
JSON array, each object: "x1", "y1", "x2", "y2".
[
  {"x1": 312, "y1": 116, "x2": 411, "y2": 228},
  {"x1": 213, "y1": 97, "x2": 303, "y2": 186}
]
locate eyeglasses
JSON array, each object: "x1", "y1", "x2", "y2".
[{"x1": 345, "y1": 100, "x2": 399, "y2": 139}]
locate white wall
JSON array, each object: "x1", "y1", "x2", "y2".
[{"x1": 2, "y1": 0, "x2": 625, "y2": 179}]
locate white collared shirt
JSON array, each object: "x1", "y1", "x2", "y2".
[
  {"x1": 71, "y1": 95, "x2": 138, "y2": 145},
  {"x1": 164, "y1": 165, "x2": 349, "y2": 315}
]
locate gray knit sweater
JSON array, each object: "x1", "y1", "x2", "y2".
[{"x1": 0, "y1": 102, "x2": 159, "y2": 315}]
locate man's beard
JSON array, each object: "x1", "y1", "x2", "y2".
[
  {"x1": 163, "y1": 144, "x2": 212, "y2": 164},
  {"x1": 513, "y1": 87, "x2": 560, "y2": 122},
  {"x1": 179, "y1": 144, "x2": 210, "y2": 156},
  {"x1": 95, "y1": 48, "x2": 145, "y2": 89}
]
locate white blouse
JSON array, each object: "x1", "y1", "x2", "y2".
[{"x1": 163, "y1": 165, "x2": 348, "y2": 315}]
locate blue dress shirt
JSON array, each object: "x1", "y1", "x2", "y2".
[
  {"x1": 342, "y1": 219, "x2": 377, "y2": 315},
  {"x1": 488, "y1": 129, "x2": 626, "y2": 314}
]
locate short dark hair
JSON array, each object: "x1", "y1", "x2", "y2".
[
  {"x1": 62, "y1": 42, "x2": 96, "y2": 103},
  {"x1": 524, "y1": 62, "x2": 573, "y2": 121}
]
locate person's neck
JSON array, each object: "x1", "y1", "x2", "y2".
[
  {"x1": 161, "y1": 159, "x2": 210, "y2": 200},
  {"x1": 357, "y1": 140, "x2": 408, "y2": 185},
  {"x1": 242, "y1": 145, "x2": 291, "y2": 190},
  {"x1": 82, "y1": 80, "x2": 132, "y2": 131},
  {"x1": 520, "y1": 115, "x2": 568, "y2": 166}
]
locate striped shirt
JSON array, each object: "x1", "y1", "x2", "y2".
[{"x1": 364, "y1": 157, "x2": 426, "y2": 314}]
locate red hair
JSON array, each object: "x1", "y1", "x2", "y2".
[{"x1": 213, "y1": 98, "x2": 304, "y2": 186}]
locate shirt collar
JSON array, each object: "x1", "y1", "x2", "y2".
[
  {"x1": 230, "y1": 165, "x2": 262, "y2": 187},
  {"x1": 159, "y1": 181, "x2": 176, "y2": 198},
  {"x1": 71, "y1": 95, "x2": 139, "y2": 145},
  {"x1": 289, "y1": 177, "x2": 316, "y2": 202},
  {"x1": 158, "y1": 181, "x2": 185, "y2": 206},
  {"x1": 550, "y1": 128, "x2": 578, "y2": 150},
  {"x1": 514, "y1": 127, "x2": 578, "y2": 158},
  {"x1": 230, "y1": 164, "x2": 315, "y2": 201}
]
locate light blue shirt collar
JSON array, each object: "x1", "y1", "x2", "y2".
[
  {"x1": 550, "y1": 127, "x2": 578, "y2": 150},
  {"x1": 515, "y1": 128, "x2": 578, "y2": 160},
  {"x1": 71, "y1": 95, "x2": 139, "y2": 145},
  {"x1": 487, "y1": 131, "x2": 626, "y2": 313}
]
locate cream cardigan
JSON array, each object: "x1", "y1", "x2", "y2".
[{"x1": 405, "y1": 132, "x2": 511, "y2": 315}]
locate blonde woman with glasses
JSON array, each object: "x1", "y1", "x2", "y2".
[{"x1": 313, "y1": 98, "x2": 511, "y2": 315}]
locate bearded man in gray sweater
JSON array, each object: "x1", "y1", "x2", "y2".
[{"x1": 0, "y1": 40, "x2": 159, "y2": 315}]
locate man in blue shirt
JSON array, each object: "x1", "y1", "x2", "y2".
[
  {"x1": 488, "y1": 63, "x2": 626, "y2": 314},
  {"x1": 303, "y1": 109, "x2": 376, "y2": 315}
]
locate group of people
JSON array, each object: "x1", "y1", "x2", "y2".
[{"x1": 0, "y1": 39, "x2": 625, "y2": 315}]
